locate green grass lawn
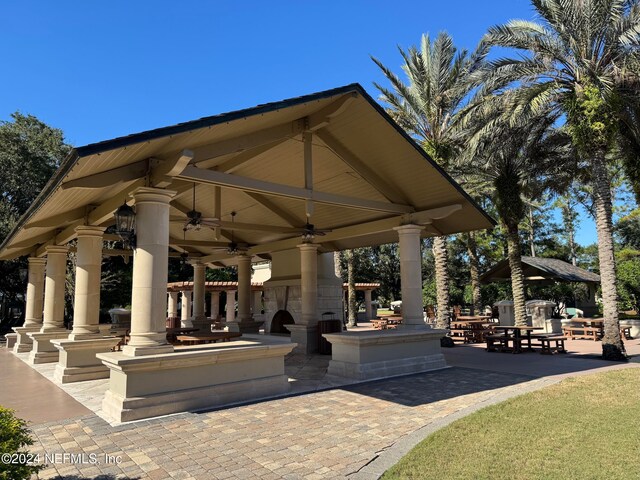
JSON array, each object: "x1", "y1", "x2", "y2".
[{"x1": 383, "y1": 368, "x2": 640, "y2": 480}]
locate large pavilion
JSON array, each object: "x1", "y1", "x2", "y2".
[{"x1": 1, "y1": 84, "x2": 494, "y2": 421}]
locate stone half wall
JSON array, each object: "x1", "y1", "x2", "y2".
[{"x1": 262, "y1": 249, "x2": 343, "y2": 333}]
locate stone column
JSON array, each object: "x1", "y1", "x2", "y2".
[
  {"x1": 210, "y1": 291, "x2": 220, "y2": 320},
  {"x1": 252, "y1": 291, "x2": 262, "y2": 314},
  {"x1": 189, "y1": 260, "x2": 210, "y2": 330},
  {"x1": 394, "y1": 225, "x2": 426, "y2": 329},
  {"x1": 227, "y1": 255, "x2": 263, "y2": 333},
  {"x1": 13, "y1": 257, "x2": 46, "y2": 353},
  {"x1": 52, "y1": 226, "x2": 120, "y2": 382},
  {"x1": 181, "y1": 290, "x2": 192, "y2": 325},
  {"x1": 28, "y1": 246, "x2": 69, "y2": 364},
  {"x1": 167, "y1": 292, "x2": 179, "y2": 318},
  {"x1": 122, "y1": 187, "x2": 176, "y2": 356},
  {"x1": 286, "y1": 243, "x2": 320, "y2": 353},
  {"x1": 225, "y1": 290, "x2": 236, "y2": 323},
  {"x1": 364, "y1": 289, "x2": 373, "y2": 321},
  {"x1": 69, "y1": 226, "x2": 105, "y2": 340}
]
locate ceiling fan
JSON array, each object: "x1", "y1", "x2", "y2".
[
  {"x1": 180, "y1": 184, "x2": 220, "y2": 231},
  {"x1": 209, "y1": 211, "x2": 251, "y2": 255}
]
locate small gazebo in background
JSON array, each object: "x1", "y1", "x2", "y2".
[{"x1": 481, "y1": 256, "x2": 601, "y2": 317}]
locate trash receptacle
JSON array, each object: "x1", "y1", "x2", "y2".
[{"x1": 317, "y1": 319, "x2": 342, "y2": 355}]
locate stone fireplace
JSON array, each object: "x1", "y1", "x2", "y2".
[{"x1": 262, "y1": 249, "x2": 343, "y2": 336}]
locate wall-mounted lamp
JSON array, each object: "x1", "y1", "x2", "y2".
[{"x1": 114, "y1": 202, "x2": 136, "y2": 249}]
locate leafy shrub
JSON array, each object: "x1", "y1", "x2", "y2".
[{"x1": 0, "y1": 406, "x2": 44, "y2": 480}]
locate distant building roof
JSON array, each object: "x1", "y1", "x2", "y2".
[{"x1": 480, "y1": 256, "x2": 601, "y2": 284}]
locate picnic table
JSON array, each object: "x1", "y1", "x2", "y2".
[
  {"x1": 176, "y1": 332, "x2": 242, "y2": 345},
  {"x1": 492, "y1": 325, "x2": 544, "y2": 353},
  {"x1": 166, "y1": 327, "x2": 199, "y2": 343},
  {"x1": 562, "y1": 318, "x2": 603, "y2": 340},
  {"x1": 449, "y1": 318, "x2": 495, "y2": 343}
]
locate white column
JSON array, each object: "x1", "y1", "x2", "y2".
[
  {"x1": 210, "y1": 291, "x2": 220, "y2": 320},
  {"x1": 123, "y1": 187, "x2": 176, "y2": 356},
  {"x1": 225, "y1": 290, "x2": 236, "y2": 323},
  {"x1": 167, "y1": 292, "x2": 178, "y2": 318},
  {"x1": 180, "y1": 291, "x2": 192, "y2": 328},
  {"x1": 298, "y1": 243, "x2": 319, "y2": 326},
  {"x1": 190, "y1": 260, "x2": 206, "y2": 321},
  {"x1": 364, "y1": 289, "x2": 373, "y2": 320},
  {"x1": 394, "y1": 224, "x2": 425, "y2": 328},
  {"x1": 24, "y1": 257, "x2": 47, "y2": 327},
  {"x1": 70, "y1": 226, "x2": 105, "y2": 339},
  {"x1": 236, "y1": 255, "x2": 252, "y2": 323},
  {"x1": 42, "y1": 246, "x2": 69, "y2": 332}
]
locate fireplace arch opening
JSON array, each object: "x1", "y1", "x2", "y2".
[{"x1": 270, "y1": 310, "x2": 294, "y2": 335}]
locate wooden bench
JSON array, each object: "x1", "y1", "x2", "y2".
[
  {"x1": 620, "y1": 326, "x2": 632, "y2": 340},
  {"x1": 562, "y1": 325, "x2": 600, "y2": 341},
  {"x1": 530, "y1": 334, "x2": 567, "y2": 354},
  {"x1": 449, "y1": 328, "x2": 473, "y2": 343},
  {"x1": 371, "y1": 319, "x2": 388, "y2": 330},
  {"x1": 176, "y1": 332, "x2": 242, "y2": 345},
  {"x1": 486, "y1": 334, "x2": 512, "y2": 352}
]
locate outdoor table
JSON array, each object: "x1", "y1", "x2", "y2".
[
  {"x1": 494, "y1": 325, "x2": 544, "y2": 353},
  {"x1": 176, "y1": 332, "x2": 241, "y2": 345},
  {"x1": 455, "y1": 315, "x2": 492, "y2": 321}
]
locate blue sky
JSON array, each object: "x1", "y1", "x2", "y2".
[{"x1": 1, "y1": 0, "x2": 600, "y2": 245}]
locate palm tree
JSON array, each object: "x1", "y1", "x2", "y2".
[
  {"x1": 458, "y1": 96, "x2": 575, "y2": 326},
  {"x1": 479, "y1": 0, "x2": 640, "y2": 360},
  {"x1": 372, "y1": 32, "x2": 489, "y2": 329}
]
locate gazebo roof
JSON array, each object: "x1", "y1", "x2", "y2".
[
  {"x1": 0, "y1": 83, "x2": 494, "y2": 265},
  {"x1": 480, "y1": 256, "x2": 601, "y2": 284}
]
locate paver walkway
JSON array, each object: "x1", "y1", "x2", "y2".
[{"x1": 1, "y1": 336, "x2": 638, "y2": 480}]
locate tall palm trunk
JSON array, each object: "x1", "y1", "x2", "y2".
[
  {"x1": 334, "y1": 251, "x2": 341, "y2": 277},
  {"x1": 592, "y1": 151, "x2": 626, "y2": 361},
  {"x1": 505, "y1": 224, "x2": 527, "y2": 326},
  {"x1": 466, "y1": 232, "x2": 482, "y2": 315},
  {"x1": 433, "y1": 236, "x2": 450, "y2": 329},
  {"x1": 345, "y1": 250, "x2": 357, "y2": 327}
]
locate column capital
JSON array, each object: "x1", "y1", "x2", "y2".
[
  {"x1": 297, "y1": 243, "x2": 320, "y2": 252},
  {"x1": 189, "y1": 259, "x2": 204, "y2": 267},
  {"x1": 45, "y1": 245, "x2": 69, "y2": 255},
  {"x1": 74, "y1": 225, "x2": 106, "y2": 237},
  {"x1": 27, "y1": 256, "x2": 47, "y2": 266},
  {"x1": 393, "y1": 224, "x2": 425, "y2": 235},
  {"x1": 132, "y1": 187, "x2": 177, "y2": 205}
]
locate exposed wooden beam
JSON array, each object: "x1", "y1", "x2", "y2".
[
  {"x1": 316, "y1": 130, "x2": 411, "y2": 205},
  {"x1": 243, "y1": 192, "x2": 300, "y2": 227},
  {"x1": 199, "y1": 139, "x2": 288, "y2": 172},
  {"x1": 168, "y1": 237, "x2": 229, "y2": 248},
  {"x1": 24, "y1": 206, "x2": 88, "y2": 229},
  {"x1": 176, "y1": 166, "x2": 414, "y2": 215},
  {"x1": 0, "y1": 246, "x2": 37, "y2": 261},
  {"x1": 305, "y1": 93, "x2": 357, "y2": 132},
  {"x1": 151, "y1": 150, "x2": 194, "y2": 188},
  {"x1": 12, "y1": 231, "x2": 61, "y2": 249},
  {"x1": 61, "y1": 160, "x2": 148, "y2": 190}
]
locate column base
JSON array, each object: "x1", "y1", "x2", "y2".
[
  {"x1": 226, "y1": 320, "x2": 264, "y2": 334},
  {"x1": 5, "y1": 333, "x2": 17, "y2": 349},
  {"x1": 27, "y1": 330, "x2": 68, "y2": 364},
  {"x1": 190, "y1": 315, "x2": 213, "y2": 332},
  {"x1": 97, "y1": 337, "x2": 295, "y2": 422},
  {"x1": 323, "y1": 329, "x2": 448, "y2": 381},
  {"x1": 52, "y1": 337, "x2": 122, "y2": 383},
  {"x1": 284, "y1": 324, "x2": 318, "y2": 354},
  {"x1": 12, "y1": 326, "x2": 41, "y2": 353}
]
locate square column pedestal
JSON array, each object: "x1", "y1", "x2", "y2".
[
  {"x1": 97, "y1": 336, "x2": 296, "y2": 422},
  {"x1": 323, "y1": 329, "x2": 447, "y2": 381},
  {"x1": 12, "y1": 326, "x2": 41, "y2": 353},
  {"x1": 27, "y1": 331, "x2": 69, "y2": 364},
  {"x1": 285, "y1": 324, "x2": 318, "y2": 354},
  {"x1": 52, "y1": 337, "x2": 122, "y2": 383}
]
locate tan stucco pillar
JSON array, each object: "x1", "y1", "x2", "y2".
[
  {"x1": 180, "y1": 291, "x2": 192, "y2": 327},
  {"x1": 167, "y1": 292, "x2": 179, "y2": 318},
  {"x1": 123, "y1": 187, "x2": 176, "y2": 356},
  {"x1": 42, "y1": 246, "x2": 69, "y2": 332},
  {"x1": 298, "y1": 243, "x2": 319, "y2": 326},
  {"x1": 364, "y1": 289, "x2": 373, "y2": 321},
  {"x1": 236, "y1": 255, "x2": 252, "y2": 323},
  {"x1": 190, "y1": 260, "x2": 206, "y2": 320},
  {"x1": 225, "y1": 290, "x2": 236, "y2": 323},
  {"x1": 252, "y1": 291, "x2": 262, "y2": 314},
  {"x1": 13, "y1": 257, "x2": 47, "y2": 353},
  {"x1": 210, "y1": 291, "x2": 220, "y2": 320},
  {"x1": 69, "y1": 226, "x2": 105, "y2": 339},
  {"x1": 394, "y1": 224, "x2": 426, "y2": 329}
]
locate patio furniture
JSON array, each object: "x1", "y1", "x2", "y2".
[
  {"x1": 493, "y1": 325, "x2": 544, "y2": 353},
  {"x1": 371, "y1": 319, "x2": 389, "y2": 330},
  {"x1": 166, "y1": 327, "x2": 199, "y2": 343},
  {"x1": 176, "y1": 332, "x2": 241, "y2": 345}
]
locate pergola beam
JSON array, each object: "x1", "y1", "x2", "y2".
[
  {"x1": 203, "y1": 139, "x2": 288, "y2": 172},
  {"x1": 176, "y1": 166, "x2": 413, "y2": 215},
  {"x1": 243, "y1": 192, "x2": 300, "y2": 227},
  {"x1": 61, "y1": 160, "x2": 148, "y2": 190}
]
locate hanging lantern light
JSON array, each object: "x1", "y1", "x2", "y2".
[{"x1": 114, "y1": 202, "x2": 136, "y2": 249}]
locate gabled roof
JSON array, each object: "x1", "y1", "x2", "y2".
[
  {"x1": 0, "y1": 83, "x2": 495, "y2": 264},
  {"x1": 481, "y1": 256, "x2": 601, "y2": 284}
]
